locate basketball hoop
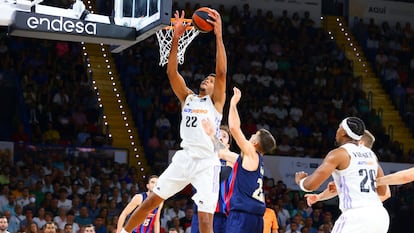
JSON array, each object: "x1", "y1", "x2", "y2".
[{"x1": 156, "y1": 18, "x2": 199, "y2": 67}]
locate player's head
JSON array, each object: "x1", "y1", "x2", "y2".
[
  {"x1": 219, "y1": 125, "x2": 232, "y2": 148},
  {"x1": 146, "y1": 175, "x2": 159, "y2": 192},
  {"x1": 251, "y1": 129, "x2": 276, "y2": 155},
  {"x1": 359, "y1": 130, "x2": 375, "y2": 149},
  {"x1": 199, "y1": 73, "x2": 216, "y2": 95},
  {"x1": 337, "y1": 117, "x2": 365, "y2": 144}
]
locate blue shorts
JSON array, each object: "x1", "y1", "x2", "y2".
[
  {"x1": 191, "y1": 205, "x2": 227, "y2": 233},
  {"x1": 213, "y1": 213, "x2": 227, "y2": 233},
  {"x1": 225, "y1": 211, "x2": 263, "y2": 233},
  {"x1": 191, "y1": 205, "x2": 199, "y2": 233}
]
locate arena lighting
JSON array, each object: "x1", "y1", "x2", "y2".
[{"x1": 70, "y1": 0, "x2": 144, "y2": 174}]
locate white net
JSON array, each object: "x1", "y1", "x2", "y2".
[{"x1": 156, "y1": 23, "x2": 200, "y2": 66}]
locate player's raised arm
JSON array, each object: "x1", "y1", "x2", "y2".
[
  {"x1": 228, "y1": 87, "x2": 256, "y2": 158},
  {"x1": 116, "y1": 194, "x2": 143, "y2": 233},
  {"x1": 207, "y1": 8, "x2": 226, "y2": 113},
  {"x1": 166, "y1": 10, "x2": 193, "y2": 104}
]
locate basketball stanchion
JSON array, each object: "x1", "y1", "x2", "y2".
[{"x1": 155, "y1": 18, "x2": 199, "y2": 67}]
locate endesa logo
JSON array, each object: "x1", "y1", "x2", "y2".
[{"x1": 26, "y1": 16, "x2": 97, "y2": 35}]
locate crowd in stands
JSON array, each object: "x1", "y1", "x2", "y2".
[
  {"x1": 1, "y1": 1, "x2": 414, "y2": 233},
  {"x1": 115, "y1": 2, "x2": 413, "y2": 167},
  {"x1": 352, "y1": 17, "x2": 414, "y2": 139}
]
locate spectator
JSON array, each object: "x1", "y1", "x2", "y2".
[
  {"x1": 74, "y1": 206, "x2": 92, "y2": 226},
  {"x1": 32, "y1": 207, "x2": 47, "y2": 229},
  {"x1": 20, "y1": 209, "x2": 34, "y2": 232},
  {"x1": 57, "y1": 188, "x2": 72, "y2": 212},
  {"x1": 65, "y1": 212, "x2": 80, "y2": 233},
  {"x1": 53, "y1": 208, "x2": 68, "y2": 231},
  {"x1": 26, "y1": 222, "x2": 40, "y2": 233}
]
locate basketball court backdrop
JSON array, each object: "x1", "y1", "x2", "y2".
[{"x1": 0, "y1": 0, "x2": 172, "y2": 52}]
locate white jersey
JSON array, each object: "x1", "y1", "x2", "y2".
[
  {"x1": 180, "y1": 94, "x2": 222, "y2": 159},
  {"x1": 332, "y1": 143, "x2": 382, "y2": 212}
]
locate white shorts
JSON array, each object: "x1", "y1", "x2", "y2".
[
  {"x1": 153, "y1": 149, "x2": 221, "y2": 213},
  {"x1": 332, "y1": 205, "x2": 389, "y2": 233}
]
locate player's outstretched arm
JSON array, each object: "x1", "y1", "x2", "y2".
[
  {"x1": 153, "y1": 202, "x2": 164, "y2": 233},
  {"x1": 377, "y1": 167, "x2": 414, "y2": 186},
  {"x1": 304, "y1": 181, "x2": 338, "y2": 206},
  {"x1": 228, "y1": 87, "x2": 255, "y2": 156},
  {"x1": 201, "y1": 119, "x2": 237, "y2": 165},
  {"x1": 117, "y1": 194, "x2": 143, "y2": 233},
  {"x1": 166, "y1": 10, "x2": 192, "y2": 103},
  {"x1": 376, "y1": 164, "x2": 391, "y2": 202},
  {"x1": 295, "y1": 148, "x2": 347, "y2": 192},
  {"x1": 228, "y1": 87, "x2": 259, "y2": 171},
  {"x1": 208, "y1": 8, "x2": 226, "y2": 113}
]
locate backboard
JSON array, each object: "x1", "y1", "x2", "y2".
[{"x1": 1, "y1": 0, "x2": 171, "y2": 53}]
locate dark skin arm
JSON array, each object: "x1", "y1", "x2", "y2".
[
  {"x1": 295, "y1": 147, "x2": 349, "y2": 191},
  {"x1": 166, "y1": 10, "x2": 193, "y2": 105}
]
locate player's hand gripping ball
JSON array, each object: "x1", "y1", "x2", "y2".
[{"x1": 192, "y1": 7, "x2": 214, "y2": 33}]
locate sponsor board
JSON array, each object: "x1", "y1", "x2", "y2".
[{"x1": 9, "y1": 11, "x2": 136, "y2": 45}]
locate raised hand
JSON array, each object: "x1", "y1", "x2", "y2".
[{"x1": 173, "y1": 10, "x2": 188, "y2": 38}]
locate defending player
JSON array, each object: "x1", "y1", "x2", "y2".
[
  {"x1": 191, "y1": 125, "x2": 233, "y2": 233},
  {"x1": 116, "y1": 175, "x2": 163, "y2": 233},
  {"x1": 202, "y1": 87, "x2": 276, "y2": 233}
]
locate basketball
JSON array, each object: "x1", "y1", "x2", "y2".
[{"x1": 192, "y1": 7, "x2": 214, "y2": 33}]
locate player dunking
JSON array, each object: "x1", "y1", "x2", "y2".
[
  {"x1": 295, "y1": 117, "x2": 390, "y2": 233},
  {"x1": 202, "y1": 87, "x2": 276, "y2": 233},
  {"x1": 121, "y1": 9, "x2": 227, "y2": 233},
  {"x1": 116, "y1": 175, "x2": 163, "y2": 233}
]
